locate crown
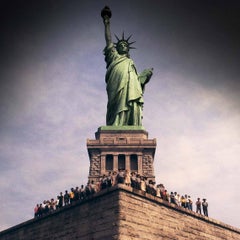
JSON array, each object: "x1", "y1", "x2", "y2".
[{"x1": 114, "y1": 32, "x2": 136, "y2": 50}]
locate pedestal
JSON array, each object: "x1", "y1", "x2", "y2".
[{"x1": 86, "y1": 126, "x2": 157, "y2": 184}]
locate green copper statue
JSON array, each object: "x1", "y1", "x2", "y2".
[{"x1": 101, "y1": 6, "x2": 153, "y2": 126}]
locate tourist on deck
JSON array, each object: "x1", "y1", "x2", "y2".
[
  {"x1": 196, "y1": 198, "x2": 202, "y2": 214},
  {"x1": 188, "y1": 196, "x2": 193, "y2": 210},
  {"x1": 117, "y1": 169, "x2": 125, "y2": 184},
  {"x1": 55, "y1": 198, "x2": 59, "y2": 210},
  {"x1": 64, "y1": 190, "x2": 70, "y2": 206},
  {"x1": 140, "y1": 176, "x2": 146, "y2": 191},
  {"x1": 38, "y1": 203, "x2": 44, "y2": 217},
  {"x1": 40, "y1": 200, "x2": 45, "y2": 215},
  {"x1": 111, "y1": 171, "x2": 118, "y2": 186},
  {"x1": 156, "y1": 184, "x2": 161, "y2": 198},
  {"x1": 74, "y1": 187, "x2": 80, "y2": 201},
  {"x1": 170, "y1": 192, "x2": 176, "y2": 204},
  {"x1": 181, "y1": 195, "x2": 187, "y2": 208},
  {"x1": 85, "y1": 182, "x2": 92, "y2": 198},
  {"x1": 96, "y1": 179, "x2": 101, "y2": 192},
  {"x1": 43, "y1": 200, "x2": 50, "y2": 215},
  {"x1": 34, "y1": 204, "x2": 39, "y2": 217},
  {"x1": 124, "y1": 169, "x2": 131, "y2": 186},
  {"x1": 80, "y1": 185, "x2": 85, "y2": 200},
  {"x1": 57, "y1": 192, "x2": 64, "y2": 208},
  {"x1": 136, "y1": 174, "x2": 141, "y2": 190},
  {"x1": 146, "y1": 180, "x2": 156, "y2": 196},
  {"x1": 174, "y1": 192, "x2": 180, "y2": 206},
  {"x1": 69, "y1": 188, "x2": 75, "y2": 204},
  {"x1": 162, "y1": 189, "x2": 169, "y2": 202},
  {"x1": 202, "y1": 199, "x2": 208, "y2": 217},
  {"x1": 90, "y1": 180, "x2": 97, "y2": 195},
  {"x1": 184, "y1": 194, "x2": 189, "y2": 209},
  {"x1": 159, "y1": 184, "x2": 165, "y2": 199},
  {"x1": 107, "y1": 172, "x2": 112, "y2": 187},
  {"x1": 101, "y1": 174, "x2": 108, "y2": 189},
  {"x1": 49, "y1": 198, "x2": 56, "y2": 212},
  {"x1": 131, "y1": 172, "x2": 138, "y2": 189}
]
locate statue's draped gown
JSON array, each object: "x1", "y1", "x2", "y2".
[{"x1": 104, "y1": 43, "x2": 143, "y2": 126}]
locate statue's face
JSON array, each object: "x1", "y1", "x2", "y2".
[{"x1": 117, "y1": 41, "x2": 129, "y2": 54}]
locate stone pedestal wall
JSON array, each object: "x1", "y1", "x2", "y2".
[
  {"x1": 1, "y1": 185, "x2": 239, "y2": 240},
  {"x1": 117, "y1": 185, "x2": 240, "y2": 240},
  {"x1": 0, "y1": 188, "x2": 120, "y2": 240}
]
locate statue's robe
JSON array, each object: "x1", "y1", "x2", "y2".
[{"x1": 104, "y1": 44, "x2": 143, "y2": 126}]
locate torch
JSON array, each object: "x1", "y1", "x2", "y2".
[{"x1": 101, "y1": 6, "x2": 112, "y2": 21}]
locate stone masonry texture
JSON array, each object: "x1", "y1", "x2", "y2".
[{"x1": 0, "y1": 185, "x2": 239, "y2": 240}]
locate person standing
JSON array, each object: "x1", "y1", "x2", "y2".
[
  {"x1": 170, "y1": 192, "x2": 176, "y2": 204},
  {"x1": 58, "y1": 192, "x2": 64, "y2": 208},
  {"x1": 202, "y1": 199, "x2": 208, "y2": 217},
  {"x1": 117, "y1": 169, "x2": 125, "y2": 184},
  {"x1": 111, "y1": 171, "x2": 118, "y2": 186},
  {"x1": 188, "y1": 196, "x2": 193, "y2": 211},
  {"x1": 196, "y1": 198, "x2": 202, "y2": 214},
  {"x1": 159, "y1": 184, "x2": 165, "y2": 199},
  {"x1": 80, "y1": 185, "x2": 85, "y2": 200},
  {"x1": 140, "y1": 176, "x2": 146, "y2": 192},
  {"x1": 156, "y1": 184, "x2": 161, "y2": 198},
  {"x1": 34, "y1": 204, "x2": 39, "y2": 218},
  {"x1": 124, "y1": 169, "x2": 131, "y2": 186},
  {"x1": 162, "y1": 189, "x2": 169, "y2": 202},
  {"x1": 64, "y1": 190, "x2": 70, "y2": 206},
  {"x1": 69, "y1": 188, "x2": 75, "y2": 204}
]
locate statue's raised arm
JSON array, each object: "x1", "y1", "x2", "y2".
[
  {"x1": 101, "y1": 6, "x2": 153, "y2": 127},
  {"x1": 101, "y1": 6, "x2": 112, "y2": 47}
]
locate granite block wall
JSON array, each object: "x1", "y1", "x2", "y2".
[{"x1": 0, "y1": 185, "x2": 239, "y2": 240}]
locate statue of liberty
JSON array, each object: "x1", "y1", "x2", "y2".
[{"x1": 101, "y1": 6, "x2": 153, "y2": 126}]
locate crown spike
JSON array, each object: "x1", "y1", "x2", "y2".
[
  {"x1": 122, "y1": 31, "x2": 125, "y2": 40},
  {"x1": 129, "y1": 41, "x2": 136, "y2": 46},
  {"x1": 114, "y1": 34, "x2": 120, "y2": 41},
  {"x1": 126, "y1": 35, "x2": 132, "y2": 42}
]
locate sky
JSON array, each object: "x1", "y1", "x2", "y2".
[{"x1": 0, "y1": 0, "x2": 240, "y2": 231}]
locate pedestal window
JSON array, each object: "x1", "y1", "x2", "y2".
[
  {"x1": 130, "y1": 154, "x2": 138, "y2": 171},
  {"x1": 118, "y1": 154, "x2": 126, "y2": 170},
  {"x1": 106, "y1": 154, "x2": 113, "y2": 171}
]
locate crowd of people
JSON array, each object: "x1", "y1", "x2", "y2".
[{"x1": 34, "y1": 170, "x2": 208, "y2": 218}]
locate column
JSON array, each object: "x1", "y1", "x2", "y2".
[
  {"x1": 113, "y1": 154, "x2": 118, "y2": 171},
  {"x1": 100, "y1": 154, "x2": 106, "y2": 175},
  {"x1": 126, "y1": 154, "x2": 130, "y2": 171},
  {"x1": 138, "y1": 154, "x2": 143, "y2": 175}
]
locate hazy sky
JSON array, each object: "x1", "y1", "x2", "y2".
[{"x1": 0, "y1": 0, "x2": 240, "y2": 231}]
